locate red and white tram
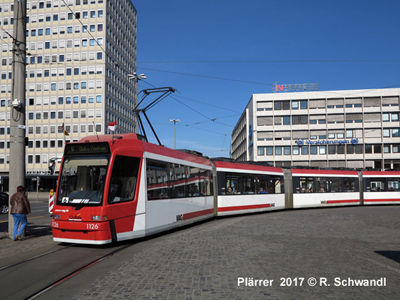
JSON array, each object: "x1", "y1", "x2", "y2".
[
  {"x1": 213, "y1": 161, "x2": 285, "y2": 216},
  {"x1": 51, "y1": 133, "x2": 400, "y2": 245},
  {"x1": 291, "y1": 169, "x2": 360, "y2": 208},
  {"x1": 51, "y1": 133, "x2": 214, "y2": 244},
  {"x1": 362, "y1": 171, "x2": 400, "y2": 205}
]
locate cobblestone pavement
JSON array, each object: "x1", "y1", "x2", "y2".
[{"x1": 65, "y1": 205, "x2": 400, "y2": 300}]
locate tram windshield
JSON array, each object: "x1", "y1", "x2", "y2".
[{"x1": 57, "y1": 155, "x2": 109, "y2": 207}]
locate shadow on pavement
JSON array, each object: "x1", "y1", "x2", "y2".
[
  {"x1": 0, "y1": 221, "x2": 52, "y2": 239},
  {"x1": 375, "y1": 251, "x2": 400, "y2": 264}
]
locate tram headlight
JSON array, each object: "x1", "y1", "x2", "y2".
[
  {"x1": 92, "y1": 215, "x2": 108, "y2": 221},
  {"x1": 53, "y1": 214, "x2": 61, "y2": 219}
]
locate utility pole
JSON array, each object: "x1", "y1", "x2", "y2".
[{"x1": 9, "y1": 0, "x2": 27, "y2": 238}]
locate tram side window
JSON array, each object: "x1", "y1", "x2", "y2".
[
  {"x1": 200, "y1": 170, "x2": 213, "y2": 196},
  {"x1": 108, "y1": 156, "x2": 140, "y2": 204},
  {"x1": 147, "y1": 160, "x2": 170, "y2": 200},
  {"x1": 186, "y1": 166, "x2": 213, "y2": 197},
  {"x1": 147, "y1": 159, "x2": 213, "y2": 200},
  {"x1": 367, "y1": 179, "x2": 385, "y2": 191},
  {"x1": 271, "y1": 176, "x2": 284, "y2": 194},
  {"x1": 297, "y1": 177, "x2": 314, "y2": 193},
  {"x1": 315, "y1": 177, "x2": 343, "y2": 193},
  {"x1": 388, "y1": 179, "x2": 400, "y2": 191},
  {"x1": 171, "y1": 164, "x2": 187, "y2": 198},
  {"x1": 221, "y1": 172, "x2": 240, "y2": 194},
  {"x1": 241, "y1": 174, "x2": 276, "y2": 194},
  {"x1": 220, "y1": 172, "x2": 283, "y2": 195},
  {"x1": 343, "y1": 178, "x2": 356, "y2": 192},
  {"x1": 366, "y1": 178, "x2": 399, "y2": 192}
]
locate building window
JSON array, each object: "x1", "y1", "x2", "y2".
[
  {"x1": 384, "y1": 144, "x2": 390, "y2": 153},
  {"x1": 365, "y1": 144, "x2": 372, "y2": 154},
  {"x1": 284, "y1": 146, "x2": 291, "y2": 155},
  {"x1": 383, "y1": 129, "x2": 390, "y2": 137},
  {"x1": 374, "y1": 144, "x2": 381, "y2": 153},
  {"x1": 283, "y1": 116, "x2": 290, "y2": 125},
  {"x1": 319, "y1": 146, "x2": 326, "y2": 154},
  {"x1": 310, "y1": 146, "x2": 317, "y2": 155},
  {"x1": 383, "y1": 113, "x2": 390, "y2": 122},
  {"x1": 292, "y1": 115, "x2": 308, "y2": 125},
  {"x1": 328, "y1": 145, "x2": 336, "y2": 154},
  {"x1": 266, "y1": 147, "x2": 273, "y2": 156},
  {"x1": 257, "y1": 147, "x2": 264, "y2": 156},
  {"x1": 275, "y1": 146, "x2": 282, "y2": 155}
]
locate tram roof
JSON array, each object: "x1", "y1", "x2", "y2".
[
  {"x1": 76, "y1": 133, "x2": 212, "y2": 166},
  {"x1": 291, "y1": 168, "x2": 359, "y2": 176},
  {"x1": 213, "y1": 160, "x2": 284, "y2": 173}
]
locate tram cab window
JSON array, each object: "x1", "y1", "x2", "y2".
[
  {"x1": 108, "y1": 156, "x2": 140, "y2": 204},
  {"x1": 57, "y1": 156, "x2": 109, "y2": 206}
]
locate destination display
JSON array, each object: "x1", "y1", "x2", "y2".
[{"x1": 65, "y1": 142, "x2": 111, "y2": 155}]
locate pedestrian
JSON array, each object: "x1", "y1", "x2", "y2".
[{"x1": 10, "y1": 185, "x2": 31, "y2": 241}]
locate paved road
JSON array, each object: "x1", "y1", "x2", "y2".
[{"x1": 38, "y1": 205, "x2": 400, "y2": 300}]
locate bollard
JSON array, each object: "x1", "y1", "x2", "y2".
[{"x1": 49, "y1": 189, "x2": 54, "y2": 215}]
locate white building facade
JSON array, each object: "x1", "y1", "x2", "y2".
[
  {"x1": 0, "y1": 0, "x2": 138, "y2": 182},
  {"x1": 232, "y1": 88, "x2": 400, "y2": 170}
]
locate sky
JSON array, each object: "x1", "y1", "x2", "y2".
[{"x1": 131, "y1": 0, "x2": 400, "y2": 158}]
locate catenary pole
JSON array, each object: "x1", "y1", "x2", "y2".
[{"x1": 9, "y1": 0, "x2": 27, "y2": 238}]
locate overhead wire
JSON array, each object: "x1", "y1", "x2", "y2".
[
  {"x1": 138, "y1": 67, "x2": 273, "y2": 86},
  {"x1": 138, "y1": 59, "x2": 400, "y2": 63}
]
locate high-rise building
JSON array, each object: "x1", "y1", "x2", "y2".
[
  {"x1": 232, "y1": 88, "x2": 400, "y2": 170},
  {"x1": 0, "y1": 0, "x2": 138, "y2": 191}
]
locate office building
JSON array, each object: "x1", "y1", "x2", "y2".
[
  {"x1": 232, "y1": 88, "x2": 400, "y2": 170},
  {"x1": 0, "y1": 0, "x2": 138, "y2": 191}
]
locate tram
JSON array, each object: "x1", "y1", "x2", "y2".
[
  {"x1": 51, "y1": 133, "x2": 214, "y2": 244},
  {"x1": 51, "y1": 133, "x2": 400, "y2": 245}
]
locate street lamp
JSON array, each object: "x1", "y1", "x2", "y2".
[
  {"x1": 169, "y1": 119, "x2": 180, "y2": 149},
  {"x1": 128, "y1": 72, "x2": 147, "y2": 81}
]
